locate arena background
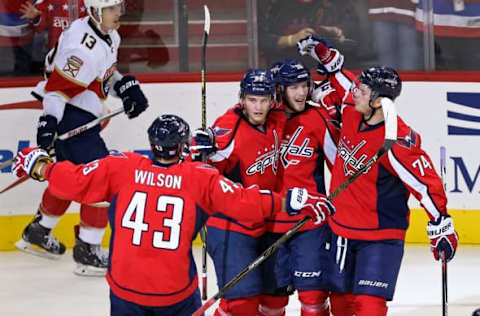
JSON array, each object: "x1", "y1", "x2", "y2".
[{"x1": 0, "y1": 72, "x2": 479, "y2": 250}]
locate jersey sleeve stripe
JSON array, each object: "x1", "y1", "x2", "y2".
[
  {"x1": 323, "y1": 129, "x2": 337, "y2": 165},
  {"x1": 333, "y1": 70, "x2": 354, "y2": 104},
  {"x1": 210, "y1": 139, "x2": 235, "y2": 163},
  {"x1": 52, "y1": 65, "x2": 89, "y2": 88},
  {"x1": 387, "y1": 150, "x2": 442, "y2": 220},
  {"x1": 44, "y1": 66, "x2": 88, "y2": 99}
]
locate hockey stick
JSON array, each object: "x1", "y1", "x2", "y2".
[
  {"x1": 192, "y1": 98, "x2": 398, "y2": 316},
  {"x1": 0, "y1": 175, "x2": 29, "y2": 194},
  {"x1": 439, "y1": 145, "x2": 448, "y2": 316},
  {"x1": 0, "y1": 107, "x2": 125, "y2": 193},
  {"x1": 200, "y1": 4, "x2": 211, "y2": 301}
]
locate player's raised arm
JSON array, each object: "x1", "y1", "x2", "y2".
[
  {"x1": 297, "y1": 35, "x2": 356, "y2": 105},
  {"x1": 13, "y1": 147, "x2": 113, "y2": 205}
]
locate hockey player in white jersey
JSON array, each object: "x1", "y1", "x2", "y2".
[{"x1": 15, "y1": 0, "x2": 149, "y2": 276}]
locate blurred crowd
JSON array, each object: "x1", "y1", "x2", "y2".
[{"x1": 0, "y1": 0, "x2": 479, "y2": 76}]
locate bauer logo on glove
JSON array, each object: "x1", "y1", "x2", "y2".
[
  {"x1": 114, "y1": 75, "x2": 149, "y2": 119},
  {"x1": 286, "y1": 187, "x2": 335, "y2": 225},
  {"x1": 13, "y1": 147, "x2": 53, "y2": 181},
  {"x1": 427, "y1": 214, "x2": 458, "y2": 262}
]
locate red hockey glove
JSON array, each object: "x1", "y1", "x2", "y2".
[
  {"x1": 13, "y1": 147, "x2": 53, "y2": 181},
  {"x1": 297, "y1": 35, "x2": 344, "y2": 74},
  {"x1": 427, "y1": 214, "x2": 458, "y2": 262},
  {"x1": 286, "y1": 188, "x2": 335, "y2": 225}
]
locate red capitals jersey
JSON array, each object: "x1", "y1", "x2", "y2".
[
  {"x1": 327, "y1": 70, "x2": 447, "y2": 241},
  {"x1": 0, "y1": 0, "x2": 34, "y2": 46},
  {"x1": 268, "y1": 103, "x2": 339, "y2": 233},
  {"x1": 33, "y1": 0, "x2": 87, "y2": 49},
  {"x1": 206, "y1": 106, "x2": 286, "y2": 237},
  {"x1": 44, "y1": 152, "x2": 282, "y2": 306}
]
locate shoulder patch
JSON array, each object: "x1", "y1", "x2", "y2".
[
  {"x1": 396, "y1": 128, "x2": 419, "y2": 149},
  {"x1": 62, "y1": 55, "x2": 84, "y2": 78},
  {"x1": 213, "y1": 127, "x2": 232, "y2": 138},
  {"x1": 196, "y1": 163, "x2": 217, "y2": 170},
  {"x1": 108, "y1": 150, "x2": 128, "y2": 158}
]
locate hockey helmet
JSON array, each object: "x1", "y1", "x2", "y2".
[
  {"x1": 269, "y1": 61, "x2": 284, "y2": 85},
  {"x1": 277, "y1": 59, "x2": 311, "y2": 91},
  {"x1": 358, "y1": 66, "x2": 402, "y2": 101},
  {"x1": 240, "y1": 69, "x2": 275, "y2": 97},
  {"x1": 84, "y1": 0, "x2": 124, "y2": 24},
  {"x1": 148, "y1": 114, "x2": 191, "y2": 159}
]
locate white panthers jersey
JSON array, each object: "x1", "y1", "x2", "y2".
[{"x1": 33, "y1": 17, "x2": 122, "y2": 121}]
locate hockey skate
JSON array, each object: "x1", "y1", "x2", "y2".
[
  {"x1": 14, "y1": 211, "x2": 66, "y2": 260},
  {"x1": 73, "y1": 236, "x2": 109, "y2": 277}
]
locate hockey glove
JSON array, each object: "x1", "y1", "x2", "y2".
[
  {"x1": 37, "y1": 114, "x2": 57, "y2": 150},
  {"x1": 190, "y1": 127, "x2": 217, "y2": 161},
  {"x1": 297, "y1": 35, "x2": 344, "y2": 74},
  {"x1": 427, "y1": 214, "x2": 458, "y2": 262},
  {"x1": 114, "y1": 75, "x2": 149, "y2": 119},
  {"x1": 13, "y1": 147, "x2": 53, "y2": 181},
  {"x1": 286, "y1": 187, "x2": 335, "y2": 225}
]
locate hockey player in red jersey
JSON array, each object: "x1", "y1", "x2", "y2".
[
  {"x1": 15, "y1": 0, "x2": 149, "y2": 276},
  {"x1": 193, "y1": 69, "x2": 289, "y2": 316},
  {"x1": 13, "y1": 114, "x2": 333, "y2": 316},
  {"x1": 20, "y1": 0, "x2": 88, "y2": 49},
  {"x1": 257, "y1": 59, "x2": 339, "y2": 316},
  {"x1": 298, "y1": 35, "x2": 459, "y2": 316}
]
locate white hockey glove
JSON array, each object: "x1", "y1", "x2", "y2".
[
  {"x1": 297, "y1": 35, "x2": 344, "y2": 74},
  {"x1": 13, "y1": 147, "x2": 53, "y2": 181},
  {"x1": 286, "y1": 187, "x2": 335, "y2": 225},
  {"x1": 427, "y1": 214, "x2": 458, "y2": 262}
]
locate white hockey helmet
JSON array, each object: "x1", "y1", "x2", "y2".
[{"x1": 84, "y1": 0, "x2": 124, "y2": 24}]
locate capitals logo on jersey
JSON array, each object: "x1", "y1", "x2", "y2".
[
  {"x1": 280, "y1": 126, "x2": 314, "y2": 168},
  {"x1": 337, "y1": 136, "x2": 370, "y2": 176},
  {"x1": 246, "y1": 130, "x2": 280, "y2": 175}
]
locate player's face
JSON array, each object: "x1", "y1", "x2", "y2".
[
  {"x1": 101, "y1": 4, "x2": 124, "y2": 32},
  {"x1": 242, "y1": 94, "x2": 272, "y2": 126},
  {"x1": 352, "y1": 83, "x2": 373, "y2": 115},
  {"x1": 284, "y1": 81, "x2": 308, "y2": 113}
]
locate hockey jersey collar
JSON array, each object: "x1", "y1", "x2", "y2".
[
  {"x1": 233, "y1": 107, "x2": 269, "y2": 134},
  {"x1": 87, "y1": 18, "x2": 113, "y2": 46},
  {"x1": 358, "y1": 118, "x2": 384, "y2": 132},
  {"x1": 151, "y1": 160, "x2": 178, "y2": 168}
]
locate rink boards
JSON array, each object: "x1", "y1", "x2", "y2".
[{"x1": 0, "y1": 80, "x2": 479, "y2": 250}]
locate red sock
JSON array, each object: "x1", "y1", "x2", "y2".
[
  {"x1": 330, "y1": 293, "x2": 355, "y2": 316},
  {"x1": 214, "y1": 296, "x2": 260, "y2": 316},
  {"x1": 355, "y1": 294, "x2": 387, "y2": 316},
  {"x1": 39, "y1": 187, "x2": 71, "y2": 216},
  {"x1": 298, "y1": 290, "x2": 330, "y2": 316},
  {"x1": 258, "y1": 294, "x2": 288, "y2": 316},
  {"x1": 80, "y1": 204, "x2": 108, "y2": 228}
]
